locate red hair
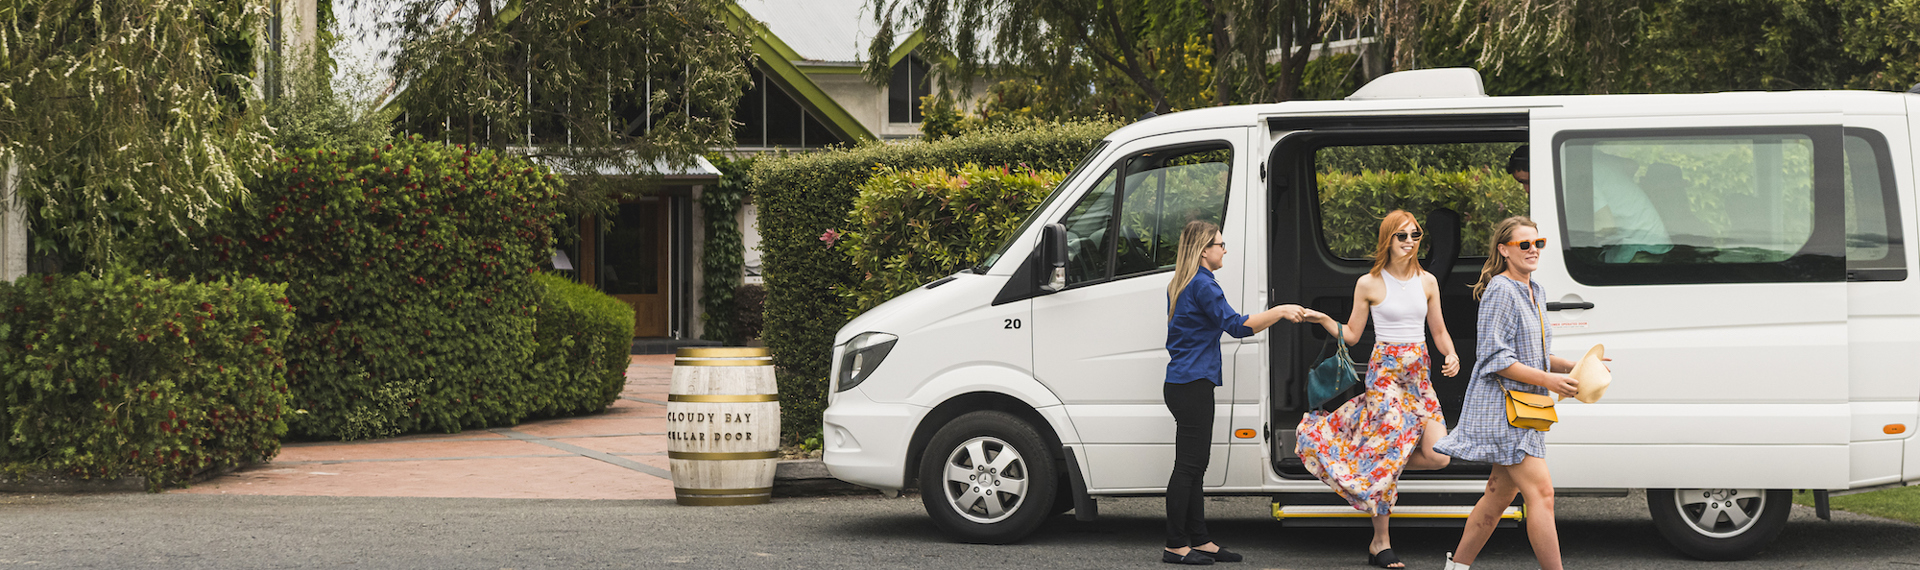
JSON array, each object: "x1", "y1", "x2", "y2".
[{"x1": 1368, "y1": 210, "x2": 1422, "y2": 278}]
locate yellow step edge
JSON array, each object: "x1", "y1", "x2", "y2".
[{"x1": 1273, "y1": 504, "x2": 1525, "y2": 520}]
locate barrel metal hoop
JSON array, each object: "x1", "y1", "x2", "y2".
[
  {"x1": 675, "y1": 495, "x2": 771, "y2": 506},
  {"x1": 673, "y1": 487, "x2": 774, "y2": 496},
  {"x1": 676, "y1": 347, "x2": 771, "y2": 358},
  {"x1": 668, "y1": 394, "x2": 779, "y2": 403},
  {"x1": 673, "y1": 358, "x2": 773, "y2": 367},
  {"x1": 668, "y1": 450, "x2": 780, "y2": 460}
]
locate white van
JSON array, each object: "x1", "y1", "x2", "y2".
[{"x1": 820, "y1": 68, "x2": 1920, "y2": 560}]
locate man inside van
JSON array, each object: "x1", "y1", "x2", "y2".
[
  {"x1": 1506, "y1": 145, "x2": 1530, "y2": 192},
  {"x1": 1592, "y1": 152, "x2": 1673, "y2": 262}
]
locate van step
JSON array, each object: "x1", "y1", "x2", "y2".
[{"x1": 1271, "y1": 504, "x2": 1524, "y2": 528}]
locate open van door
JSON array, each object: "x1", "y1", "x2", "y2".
[{"x1": 1531, "y1": 110, "x2": 1850, "y2": 558}]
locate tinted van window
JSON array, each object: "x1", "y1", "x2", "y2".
[{"x1": 1555, "y1": 128, "x2": 1845, "y2": 284}]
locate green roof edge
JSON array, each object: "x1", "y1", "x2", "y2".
[{"x1": 724, "y1": 2, "x2": 876, "y2": 143}]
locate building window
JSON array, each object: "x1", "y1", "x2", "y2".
[
  {"x1": 732, "y1": 66, "x2": 846, "y2": 148},
  {"x1": 888, "y1": 55, "x2": 931, "y2": 124}
]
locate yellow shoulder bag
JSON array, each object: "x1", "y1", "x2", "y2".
[{"x1": 1505, "y1": 283, "x2": 1558, "y2": 431}]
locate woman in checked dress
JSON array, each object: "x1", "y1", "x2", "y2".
[{"x1": 1433, "y1": 216, "x2": 1581, "y2": 570}]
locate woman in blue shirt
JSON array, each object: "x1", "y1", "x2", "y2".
[{"x1": 1162, "y1": 220, "x2": 1316, "y2": 565}]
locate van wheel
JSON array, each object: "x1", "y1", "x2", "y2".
[
  {"x1": 919, "y1": 411, "x2": 1058, "y2": 544},
  {"x1": 1647, "y1": 488, "x2": 1790, "y2": 560}
]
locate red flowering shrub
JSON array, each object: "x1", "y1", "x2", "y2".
[
  {"x1": 158, "y1": 137, "x2": 569, "y2": 439},
  {"x1": 0, "y1": 270, "x2": 294, "y2": 489}
]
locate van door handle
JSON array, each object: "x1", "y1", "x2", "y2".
[{"x1": 1546, "y1": 302, "x2": 1593, "y2": 311}]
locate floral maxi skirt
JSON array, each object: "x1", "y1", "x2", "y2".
[{"x1": 1295, "y1": 341, "x2": 1445, "y2": 515}]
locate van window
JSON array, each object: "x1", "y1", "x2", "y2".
[
  {"x1": 1842, "y1": 130, "x2": 1906, "y2": 281},
  {"x1": 1314, "y1": 143, "x2": 1526, "y2": 260},
  {"x1": 1058, "y1": 143, "x2": 1233, "y2": 286},
  {"x1": 1060, "y1": 169, "x2": 1118, "y2": 285},
  {"x1": 1556, "y1": 129, "x2": 1843, "y2": 284}
]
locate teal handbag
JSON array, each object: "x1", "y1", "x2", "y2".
[{"x1": 1307, "y1": 322, "x2": 1364, "y2": 413}]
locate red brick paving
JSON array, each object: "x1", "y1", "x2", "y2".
[{"x1": 176, "y1": 355, "x2": 681, "y2": 500}]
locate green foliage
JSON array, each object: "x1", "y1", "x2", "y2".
[
  {"x1": 385, "y1": 0, "x2": 751, "y2": 177},
  {"x1": 839, "y1": 164, "x2": 1068, "y2": 316},
  {"x1": 261, "y1": 38, "x2": 396, "y2": 151},
  {"x1": 751, "y1": 120, "x2": 1117, "y2": 439},
  {"x1": 1316, "y1": 167, "x2": 1528, "y2": 259},
  {"x1": 0, "y1": 0, "x2": 274, "y2": 270},
  {"x1": 155, "y1": 138, "x2": 566, "y2": 440},
  {"x1": 1295, "y1": 53, "x2": 1365, "y2": 101},
  {"x1": 0, "y1": 270, "x2": 294, "y2": 490},
  {"x1": 1795, "y1": 487, "x2": 1920, "y2": 525},
  {"x1": 700, "y1": 154, "x2": 753, "y2": 345},
  {"x1": 528, "y1": 273, "x2": 632, "y2": 418}
]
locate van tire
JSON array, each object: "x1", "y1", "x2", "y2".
[
  {"x1": 1647, "y1": 488, "x2": 1790, "y2": 560},
  {"x1": 918, "y1": 411, "x2": 1059, "y2": 544}
]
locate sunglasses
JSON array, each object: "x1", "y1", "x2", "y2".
[
  {"x1": 1208, "y1": 241, "x2": 1227, "y2": 249},
  {"x1": 1393, "y1": 231, "x2": 1423, "y2": 242},
  {"x1": 1502, "y1": 238, "x2": 1549, "y2": 251}
]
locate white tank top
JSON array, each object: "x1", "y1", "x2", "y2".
[{"x1": 1372, "y1": 270, "x2": 1428, "y2": 343}]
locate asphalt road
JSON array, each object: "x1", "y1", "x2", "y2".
[{"x1": 2, "y1": 491, "x2": 1915, "y2": 569}]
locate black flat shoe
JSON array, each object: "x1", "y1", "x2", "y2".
[
  {"x1": 1191, "y1": 546, "x2": 1241, "y2": 563},
  {"x1": 1163, "y1": 550, "x2": 1215, "y2": 565},
  {"x1": 1368, "y1": 547, "x2": 1404, "y2": 569}
]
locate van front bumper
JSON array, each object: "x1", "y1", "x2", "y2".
[{"x1": 821, "y1": 388, "x2": 927, "y2": 492}]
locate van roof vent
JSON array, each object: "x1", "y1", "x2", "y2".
[
  {"x1": 1909, "y1": 82, "x2": 1920, "y2": 94},
  {"x1": 1346, "y1": 68, "x2": 1488, "y2": 101}
]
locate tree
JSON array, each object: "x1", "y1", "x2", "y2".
[
  {"x1": 374, "y1": 0, "x2": 752, "y2": 182},
  {"x1": 0, "y1": 0, "x2": 274, "y2": 271},
  {"x1": 866, "y1": 0, "x2": 1347, "y2": 115}
]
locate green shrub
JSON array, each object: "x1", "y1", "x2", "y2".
[
  {"x1": 0, "y1": 270, "x2": 294, "y2": 490},
  {"x1": 701, "y1": 154, "x2": 754, "y2": 345},
  {"x1": 155, "y1": 138, "x2": 565, "y2": 439},
  {"x1": 838, "y1": 164, "x2": 1067, "y2": 316},
  {"x1": 1316, "y1": 167, "x2": 1529, "y2": 259},
  {"x1": 528, "y1": 273, "x2": 633, "y2": 417},
  {"x1": 752, "y1": 120, "x2": 1118, "y2": 439}
]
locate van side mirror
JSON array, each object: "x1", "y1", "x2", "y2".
[{"x1": 1040, "y1": 223, "x2": 1068, "y2": 292}]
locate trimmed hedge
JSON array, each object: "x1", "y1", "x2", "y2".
[
  {"x1": 1317, "y1": 167, "x2": 1528, "y2": 259},
  {"x1": 839, "y1": 164, "x2": 1067, "y2": 316},
  {"x1": 156, "y1": 138, "x2": 568, "y2": 440},
  {"x1": 528, "y1": 273, "x2": 633, "y2": 417},
  {"x1": 0, "y1": 271, "x2": 294, "y2": 490},
  {"x1": 752, "y1": 121, "x2": 1118, "y2": 439}
]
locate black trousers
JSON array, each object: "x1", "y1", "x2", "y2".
[{"x1": 1164, "y1": 378, "x2": 1216, "y2": 549}]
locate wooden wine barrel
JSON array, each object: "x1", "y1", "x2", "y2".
[{"x1": 668, "y1": 347, "x2": 780, "y2": 506}]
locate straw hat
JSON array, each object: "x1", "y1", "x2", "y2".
[{"x1": 1563, "y1": 344, "x2": 1611, "y2": 404}]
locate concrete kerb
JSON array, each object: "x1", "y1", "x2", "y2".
[{"x1": 774, "y1": 459, "x2": 878, "y2": 497}]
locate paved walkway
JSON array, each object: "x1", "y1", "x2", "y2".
[{"x1": 175, "y1": 355, "x2": 682, "y2": 500}]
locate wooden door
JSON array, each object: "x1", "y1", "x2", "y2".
[{"x1": 605, "y1": 199, "x2": 670, "y2": 337}]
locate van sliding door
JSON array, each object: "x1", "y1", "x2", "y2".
[{"x1": 1532, "y1": 114, "x2": 1850, "y2": 490}]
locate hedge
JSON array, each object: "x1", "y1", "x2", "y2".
[
  {"x1": 0, "y1": 271, "x2": 294, "y2": 490},
  {"x1": 838, "y1": 164, "x2": 1067, "y2": 316},
  {"x1": 155, "y1": 138, "x2": 569, "y2": 440},
  {"x1": 1317, "y1": 167, "x2": 1528, "y2": 259},
  {"x1": 527, "y1": 273, "x2": 632, "y2": 417},
  {"x1": 752, "y1": 120, "x2": 1118, "y2": 439}
]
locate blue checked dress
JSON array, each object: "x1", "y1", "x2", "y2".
[{"x1": 1433, "y1": 275, "x2": 1550, "y2": 465}]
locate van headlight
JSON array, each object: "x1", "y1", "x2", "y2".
[{"x1": 836, "y1": 332, "x2": 898, "y2": 393}]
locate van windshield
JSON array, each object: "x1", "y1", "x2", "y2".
[{"x1": 976, "y1": 140, "x2": 1112, "y2": 272}]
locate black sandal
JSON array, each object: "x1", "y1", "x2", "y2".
[{"x1": 1367, "y1": 548, "x2": 1403, "y2": 569}]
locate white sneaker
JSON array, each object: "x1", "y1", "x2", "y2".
[{"x1": 1443, "y1": 552, "x2": 1470, "y2": 570}]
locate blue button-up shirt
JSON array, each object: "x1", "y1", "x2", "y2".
[{"x1": 1165, "y1": 267, "x2": 1255, "y2": 386}]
